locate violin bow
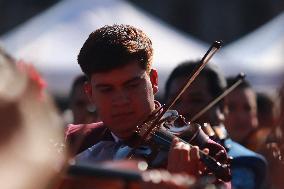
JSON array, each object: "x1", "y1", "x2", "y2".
[
  {"x1": 190, "y1": 72, "x2": 246, "y2": 123},
  {"x1": 137, "y1": 41, "x2": 223, "y2": 145}
]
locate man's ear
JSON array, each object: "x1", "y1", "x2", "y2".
[
  {"x1": 150, "y1": 69, "x2": 159, "y2": 94},
  {"x1": 83, "y1": 82, "x2": 94, "y2": 102}
]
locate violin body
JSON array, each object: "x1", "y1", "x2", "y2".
[{"x1": 128, "y1": 110, "x2": 232, "y2": 182}]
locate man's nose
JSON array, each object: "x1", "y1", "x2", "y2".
[{"x1": 112, "y1": 90, "x2": 130, "y2": 106}]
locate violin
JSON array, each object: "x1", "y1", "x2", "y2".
[{"x1": 125, "y1": 109, "x2": 231, "y2": 182}]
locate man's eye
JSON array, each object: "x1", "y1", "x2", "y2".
[{"x1": 126, "y1": 82, "x2": 140, "y2": 89}]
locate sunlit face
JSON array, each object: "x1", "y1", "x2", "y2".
[
  {"x1": 225, "y1": 88, "x2": 258, "y2": 143},
  {"x1": 167, "y1": 75, "x2": 222, "y2": 125},
  {"x1": 85, "y1": 61, "x2": 158, "y2": 140}
]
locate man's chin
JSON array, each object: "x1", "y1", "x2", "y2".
[
  {"x1": 109, "y1": 120, "x2": 143, "y2": 139},
  {"x1": 116, "y1": 131, "x2": 135, "y2": 140}
]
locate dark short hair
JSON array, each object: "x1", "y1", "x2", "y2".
[
  {"x1": 164, "y1": 60, "x2": 227, "y2": 101},
  {"x1": 78, "y1": 24, "x2": 153, "y2": 77}
]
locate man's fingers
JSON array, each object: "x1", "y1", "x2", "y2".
[
  {"x1": 169, "y1": 140, "x2": 190, "y2": 162},
  {"x1": 189, "y1": 146, "x2": 200, "y2": 161},
  {"x1": 176, "y1": 143, "x2": 190, "y2": 162}
]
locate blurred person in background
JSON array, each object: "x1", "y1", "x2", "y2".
[
  {"x1": 244, "y1": 92, "x2": 278, "y2": 152},
  {"x1": 225, "y1": 78, "x2": 258, "y2": 147},
  {"x1": 69, "y1": 75, "x2": 99, "y2": 124},
  {"x1": 164, "y1": 60, "x2": 267, "y2": 189}
]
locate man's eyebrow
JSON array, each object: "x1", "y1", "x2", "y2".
[
  {"x1": 123, "y1": 76, "x2": 143, "y2": 86},
  {"x1": 94, "y1": 74, "x2": 144, "y2": 88}
]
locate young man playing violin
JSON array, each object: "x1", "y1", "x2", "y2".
[{"x1": 66, "y1": 24, "x2": 231, "y2": 187}]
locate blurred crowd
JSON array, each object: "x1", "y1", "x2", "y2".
[{"x1": 0, "y1": 24, "x2": 283, "y2": 189}]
